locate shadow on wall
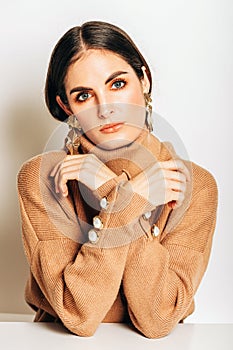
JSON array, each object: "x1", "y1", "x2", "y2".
[{"x1": 0, "y1": 102, "x2": 58, "y2": 314}]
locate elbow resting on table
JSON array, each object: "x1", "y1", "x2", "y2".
[
  {"x1": 62, "y1": 318, "x2": 100, "y2": 337},
  {"x1": 133, "y1": 318, "x2": 180, "y2": 339}
]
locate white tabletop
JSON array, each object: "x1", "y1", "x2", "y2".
[{"x1": 0, "y1": 321, "x2": 232, "y2": 350}]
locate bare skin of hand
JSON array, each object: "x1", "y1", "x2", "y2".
[
  {"x1": 50, "y1": 155, "x2": 190, "y2": 210},
  {"x1": 130, "y1": 159, "x2": 191, "y2": 209},
  {"x1": 50, "y1": 154, "x2": 116, "y2": 196}
]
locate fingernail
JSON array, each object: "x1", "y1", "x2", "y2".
[{"x1": 168, "y1": 200, "x2": 176, "y2": 209}]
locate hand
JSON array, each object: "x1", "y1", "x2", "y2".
[
  {"x1": 130, "y1": 159, "x2": 191, "y2": 209},
  {"x1": 50, "y1": 154, "x2": 116, "y2": 196}
]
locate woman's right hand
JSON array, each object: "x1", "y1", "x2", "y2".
[
  {"x1": 50, "y1": 154, "x2": 117, "y2": 196},
  {"x1": 130, "y1": 159, "x2": 191, "y2": 209}
]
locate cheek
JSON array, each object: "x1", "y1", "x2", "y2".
[
  {"x1": 76, "y1": 108, "x2": 99, "y2": 132},
  {"x1": 68, "y1": 100, "x2": 85, "y2": 115},
  {"x1": 77, "y1": 117, "x2": 94, "y2": 132},
  {"x1": 122, "y1": 85, "x2": 145, "y2": 105}
]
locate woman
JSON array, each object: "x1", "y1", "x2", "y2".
[{"x1": 17, "y1": 21, "x2": 218, "y2": 338}]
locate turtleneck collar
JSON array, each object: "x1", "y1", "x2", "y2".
[
  {"x1": 78, "y1": 128, "x2": 161, "y2": 177},
  {"x1": 80, "y1": 128, "x2": 153, "y2": 159}
]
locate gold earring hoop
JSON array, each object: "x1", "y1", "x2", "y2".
[
  {"x1": 65, "y1": 115, "x2": 82, "y2": 155},
  {"x1": 144, "y1": 92, "x2": 153, "y2": 132}
]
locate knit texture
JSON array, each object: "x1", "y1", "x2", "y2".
[{"x1": 17, "y1": 129, "x2": 218, "y2": 338}]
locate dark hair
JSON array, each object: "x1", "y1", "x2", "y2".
[{"x1": 45, "y1": 21, "x2": 152, "y2": 122}]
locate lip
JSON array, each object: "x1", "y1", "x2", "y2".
[{"x1": 99, "y1": 122, "x2": 125, "y2": 133}]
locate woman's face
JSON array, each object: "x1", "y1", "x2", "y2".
[{"x1": 59, "y1": 49, "x2": 150, "y2": 149}]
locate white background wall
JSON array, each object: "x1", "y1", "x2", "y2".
[{"x1": 0, "y1": 0, "x2": 232, "y2": 322}]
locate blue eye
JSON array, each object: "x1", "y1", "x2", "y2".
[
  {"x1": 77, "y1": 92, "x2": 91, "y2": 102},
  {"x1": 112, "y1": 80, "x2": 126, "y2": 89}
]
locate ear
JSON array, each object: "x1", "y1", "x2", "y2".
[
  {"x1": 141, "y1": 66, "x2": 150, "y2": 94},
  {"x1": 56, "y1": 95, "x2": 72, "y2": 116}
]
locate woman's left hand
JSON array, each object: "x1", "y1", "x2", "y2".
[{"x1": 50, "y1": 154, "x2": 116, "y2": 196}]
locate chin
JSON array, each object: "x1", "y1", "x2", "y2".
[{"x1": 96, "y1": 138, "x2": 133, "y2": 150}]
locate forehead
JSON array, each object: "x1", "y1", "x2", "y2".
[
  {"x1": 65, "y1": 49, "x2": 133, "y2": 82},
  {"x1": 72, "y1": 49, "x2": 130, "y2": 67}
]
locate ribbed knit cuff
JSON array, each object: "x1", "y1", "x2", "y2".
[{"x1": 86, "y1": 179, "x2": 156, "y2": 248}]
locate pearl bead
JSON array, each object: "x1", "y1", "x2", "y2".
[
  {"x1": 142, "y1": 211, "x2": 152, "y2": 220},
  {"x1": 88, "y1": 229, "x2": 99, "y2": 244},
  {"x1": 100, "y1": 197, "x2": 108, "y2": 209},
  {"x1": 151, "y1": 225, "x2": 160, "y2": 237},
  {"x1": 93, "y1": 216, "x2": 103, "y2": 230}
]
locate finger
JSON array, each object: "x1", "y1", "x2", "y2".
[
  {"x1": 60, "y1": 178, "x2": 68, "y2": 196},
  {"x1": 58, "y1": 155, "x2": 102, "y2": 173},
  {"x1": 56, "y1": 174, "x2": 69, "y2": 196},
  {"x1": 163, "y1": 169, "x2": 187, "y2": 184},
  {"x1": 160, "y1": 160, "x2": 191, "y2": 182},
  {"x1": 168, "y1": 200, "x2": 176, "y2": 209},
  {"x1": 58, "y1": 158, "x2": 84, "y2": 171},
  {"x1": 54, "y1": 163, "x2": 69, "y2": 194},
  {"x1": 173, "y1": 160, "x2": 191, "y2": 182},
  {"x1": 59, "y1": 164, "x2": 82, "y2": 177},
  {"x1": 50, "y1": 156, "x2": 82, "y2": 193},
  {"x1": 57, "y1": 170, "x2": 82, "y2": 195},
  {"x1": 168, "y1": 188, "x2": 185, "y2": 204},
  {"x1": 170, "y1": 179, "x2": 186, "y2": 193},
  {"x1": 53, "y1": 169, "x2": 61, "y2": 194},
  {"x1": 50, "y1": 160, "x2": 63, "y2": 177},
  {"x1": 52, "y1": 157, "x2": 83, "y2": 193},
  {"x1": 164, "y1": 178, "x2": 186, "y2": 194}
]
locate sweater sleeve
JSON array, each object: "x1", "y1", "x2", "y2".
[
  {"x1": 87, "y1": 175, "x2": 156, "y2": 248},
  {"x1": 17, "y1": 152, "x2": 132, "y2": 337},
  {"x1": 122, "y1": 163, "x2": 218, "y2": 338}
]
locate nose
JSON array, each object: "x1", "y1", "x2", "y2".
[{"x1": 97, "y1": 103, "x2": 114, "y2": 119}]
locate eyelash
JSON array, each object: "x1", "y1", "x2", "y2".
[
  {"x1": 75, "y1": 78, "x2": 127, "y2": 103},
  {"x1": 75, "y1": 91, "x2": 92, "y2": 103},
  {"x1": 111, "y1": 78, "x2": 127, "y2": 90}
]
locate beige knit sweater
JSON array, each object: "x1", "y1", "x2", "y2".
[{"x1": 17, "y1": 129, "x2": 218, "y2": 338}]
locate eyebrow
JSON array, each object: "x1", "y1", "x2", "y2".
[
  {"x1": 69, "y1": 71, "x2": 128, "y2": 95},
  {"x1": 105, "y1": 71, "x2": 128, "y2": 85}
]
